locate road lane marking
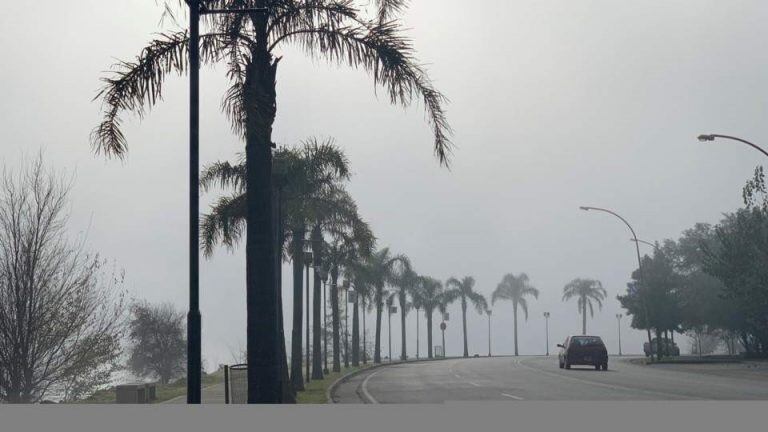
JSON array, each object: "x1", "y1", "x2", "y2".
[
  {"x1": 360, "y1": 369, "x2": 383, "y2": 404},
  {"x1": 501, "y1": 393, "x2": 524, "y2": 400},
  {"x1": 468, "y1": 381, "x2": 481, "y2": 387},
  {"x1": 514, "y1": 357, "x2": 701, "y2": 400},
  {"x1": 453, "y1": 373, "x2": 462, "y2": 379}
]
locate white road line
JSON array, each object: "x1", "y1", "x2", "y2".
[
  {"x1": 514, "y1": 358, "x2": 701, "y2": 400},
  {"x1": 468, "y1": 381, "x2": 481, "y2": 387},
  {"x1": 360, "y1": 368, "x2": 383, "y2": 404},
  {"x1": 453, "y1": 373, "x2": 462, "y2": 379},
  {"x1": 501, "y1": 393, "x2": 524, "y2": 400}
]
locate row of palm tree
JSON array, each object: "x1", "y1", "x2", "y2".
[
  {"x1": 91, "y1": 0, "x2": 452, "y2": 403},
  {"x1": 364, "y1": 274, "x2": 609, "y2": 360}
]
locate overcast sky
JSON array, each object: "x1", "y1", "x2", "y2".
[{"x1": 2, "y1": 0, "x2": 768, "y2": 369}]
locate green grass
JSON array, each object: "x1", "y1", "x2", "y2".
[
  {"x1": 296, "y1": 364, "x2": 371, "y2": 404},
  {"x1": 76, "y1": 369, "x2": 224, "y2": 404}
]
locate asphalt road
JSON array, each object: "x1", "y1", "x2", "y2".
[{"x1": 332, "y1": 356, "x2": 768, "y2": 403}]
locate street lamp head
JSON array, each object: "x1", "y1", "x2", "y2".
[
  {"x1": 543, "y1": 312, "x2": 550, "y2": 318},
  {"x1": 698, "y1": 134, "x2": 715, "y2": 142},
  {"x1": 579, "y1": 206, "x2": 591, "y2": 211},
  {"x1": 616, "y1": 313, "x2": 622, "y2": 319}
]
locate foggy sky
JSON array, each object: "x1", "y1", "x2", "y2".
[{"x1": 2, "y1": 0, "x2": 767, "y2": 369}]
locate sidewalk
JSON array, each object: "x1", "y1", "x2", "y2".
[{"x1": 163, "y1": 383, "x2": 226, "y2": 404}]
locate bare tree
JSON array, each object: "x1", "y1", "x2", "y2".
[
  {"x1": 127, "y1": 301, "x2": 186, "y2": 384},
  {"x1": 0, "y1": 155, "x2": 126, "y2": 403}
]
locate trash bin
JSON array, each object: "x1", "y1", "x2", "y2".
[{"x1": 115, "y1": 383, "x2": 149, "y2": 404}]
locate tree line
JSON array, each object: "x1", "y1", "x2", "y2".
[{"x1": 618, "y1": 172, "x2": 768, "y2": 360}]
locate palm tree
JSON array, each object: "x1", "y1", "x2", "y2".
[
  {"x1": 444, "y1": 276, "x2": 488, "y2": 358},
  {"x1": 410, "y1": 281, "x2": 425, "y2": 359},
  {"x1": 92, "y1": 1, "x2": 451, "y2": 403},
  {"x1": 492, "y1": 273, "x2": 539, "y2": 356},
  {"x1": 417, "y1": 276, "x2": 446, "y2": 359},
  {"x1": 355, "y1": 248, "x2": 408, "y2": 363},
  {"x1": 390, "y1": 264, "x2": 418, "y2": 360},
  {"x1": 325, "y1": 225, "x2": 374, "y2": 372},
  {"x1": 562, "y1": 278, "x2": 607, "y2": 335},
  {"x1": 199, "y1": 139, "x2": 351, "y2": 391}
]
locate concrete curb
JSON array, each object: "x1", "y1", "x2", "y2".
[{"x1": 327, "y1": 356, "x2": 462, "y2": 404}]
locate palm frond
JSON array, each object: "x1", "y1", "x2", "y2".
[
  {"x1": 91, "y1": 31, "x2": 232, "y2": 158},
  {"x1": 270, "y1": 21, "x2": 452, "y2": 165},
  {"x1": 201, "y1": 192, "x2": 246, "y2": 257},
  {"x1": 518, "y1": 297, "x2": 529, "y2": 321}
]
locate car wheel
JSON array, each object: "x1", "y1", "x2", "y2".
[
  {"x1": 602, "y1": 363, "x2": 608, "y2": 371},
  {"x1": 559, "y1": 360, "x2": 564, "y2": 369},
  {"x1": 565, "y1": 361, "x2": 571, "y2": 369},
  {"x1": 594, "y1": 364, "x2": 600, "y2": 371}
]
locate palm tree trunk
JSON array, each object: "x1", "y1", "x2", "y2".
[
  {"x1": 330, "y1": 266, "x2": 341, "y2": 372},
  {"x1": 311, "y1": 226, "x2": 324, "y2": 380},
  {"x1": 362, "y1": 298, "x2": 367, "y2": 364},
  {"x1": 274, "y1": 192, "x2": 295, "y2": 403},
  {"x1": 289, "y1": 228, "x2": 305, "y2": 391},
  {"x1": 244, "y1": 14, "x2": 281, "y2": 401},
  {"x1": 582, "y1": 296, "x2": 587, "y2": 335},
  {"x1": 352, "y1": 294, "x2": 360, "y2": 366},
  {"x1": 374, "y1": 286, "x2": 383, "y2": 363},
  {"x1": 427, "y1": 310, "x2": 433, "y2": 358},
  {"x1": 461, "y1": 299, "x2": 469, "y2": 358},
  {"x1": 400, "y1": 294, "x2": 407, "y2": 360},
  {"x1": 513, "y1": 300, "x2": 519, "y2": 356},
  {"x1": 656, "y1": 328, "x2": 663, "y2": 360}
]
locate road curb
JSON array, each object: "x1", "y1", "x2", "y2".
[{"x1": 327, "y1": 356, "x2": 459, "y2": 404}]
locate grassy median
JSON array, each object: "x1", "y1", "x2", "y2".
[{"x1": 296, "y1": 364, "x2": 370, "y2": 404}]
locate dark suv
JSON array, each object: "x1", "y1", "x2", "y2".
[{"x1": 558, "y1": 335, "x2": 608, "y2": 371}]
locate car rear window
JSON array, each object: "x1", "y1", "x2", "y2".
[{"x1": 570, "y1": 336, "x2": 604, "y2": 347}]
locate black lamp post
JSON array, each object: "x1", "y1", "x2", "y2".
[
  {"x1": 303, "y1": 248, "x2": 312, "y2": 383},
  {"x1": 543, "y1": 312, "x2": 550, "y2": 356},
  {"x1": 184, "y1": 0, "x2": 266, "y2": 404},
  {"x1": 487, "y1": 309, "x2": 492, "y2": 357},
  {"x1": 616, "y1": 313, "x2": 623, "y2": 356},
  {"x1": 319, "y1": 268, "x2": 329, "y2": 374},
  {"x1": 343, "y1": 280, "x2": 350, "y2": 368}
]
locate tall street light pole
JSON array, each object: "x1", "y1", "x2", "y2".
[
  {"x1": 184, "y1": 0, "x2": 267, "y2": 404},
  {"x1": 486, "y1": 309, "x2": 492, "y2": 357},
  {"x1": 344, "y1": 282, "x2": 349, "y2": 368},
  {"x1": 579, "y1": 206, "x2": 655, "y2": 359},
  {"x1": 186, "y1": 0, "x2": 201, "y2": 404},
  {"x1": 440, "y1": 321, "x2": 447, "y2": 358},
  {"x1": 543, "y1": 312, "x2": 550, "y2": 356},
  {"x1": 323, "y1": 275, "x2": 328, "y2": 374},
  {"x1": 616, "y1": 313, "x2": 623, "y2": 356},
  {"x1": 698, "y1": 134, "x2": 768, "y2": 158},
  {"x1": 304, "y1": 249, "x2": 312, "y2": 383}
]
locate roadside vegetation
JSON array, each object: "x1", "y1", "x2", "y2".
[{"x1": 617, "y1": 170, "x2": 768, "y2": 361}]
